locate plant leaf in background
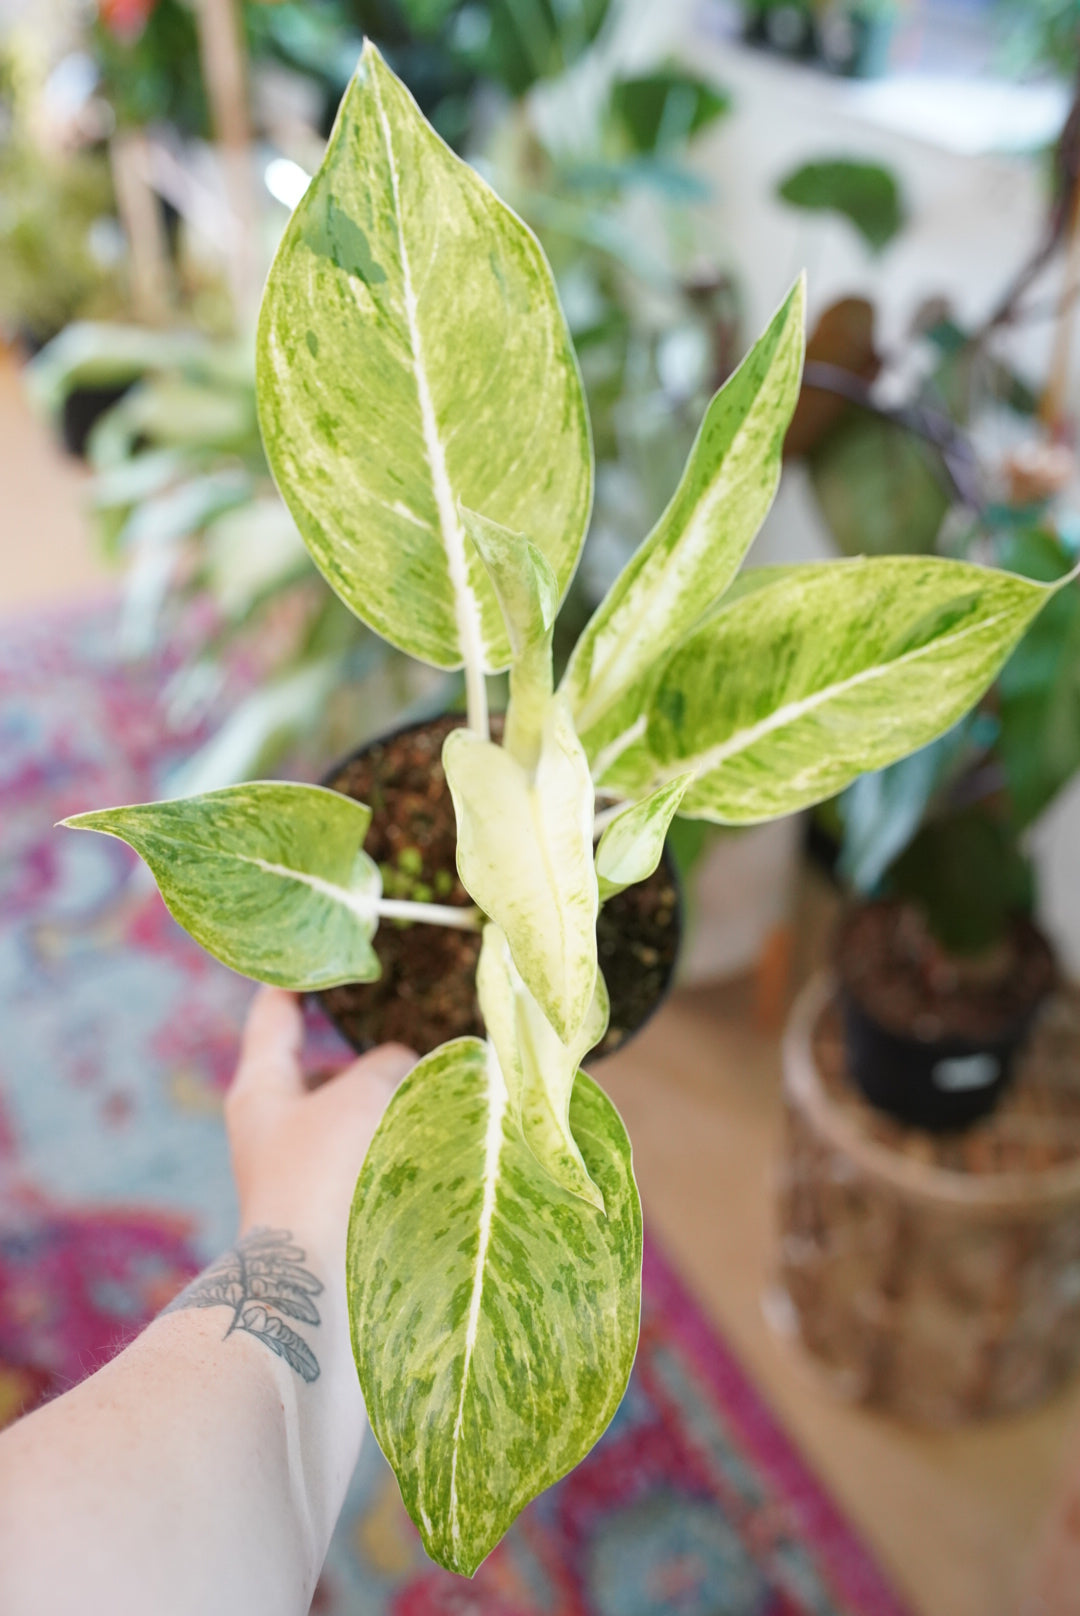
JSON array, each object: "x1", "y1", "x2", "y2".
[
  {"x1": 997, "y1": 527, "x2": 1080, "y2": 829},
  {"x1": 564, "y1": 277, "x2": 805, "y2": 765},
  {"x1": 783, "y1": 296, "x2": 880, "y2": 458},
  {"x1": 610, "y1": 68, "x2": 730, "y2": 155},
  {"x1": 600, "y1": 556, "x2": 1056, "y2": 821},
  {"x1": 595, "y1": 773, "x2": 693, "y2": 901},
  {"x1": 776, "y1": 158, "x2": 905, "y2": 252},
  {"x1": 836, "y1": 718, "x2": 978, "y2": 894},
  {"x1": 477, "y1": 923, "x2": 609, "y2": 1210},
  {"x1": 443, "y1": 700, "x2": 597, "y2": 1040},
  {"x1": 888, "y1": 807, "x2": 1035, "y2": 956},
  {"x1": 462, "y1": 506, "x2": 558, "y2": 770},
  {"x1": 347, "y1": 1036, "x2": 641, "y2": 1577},
  {"x1": 807, "y1": 412, "x2": 950, "y2": 557},
  {"x1": 455, "y1": 0, "x2": 613, "y2": 97},
  {"x1": 257, "y1": 41, "x2": 592, "y2": 674},
  {"x1": 62, "y1": 784, "x2": 382, "y2": 989}
]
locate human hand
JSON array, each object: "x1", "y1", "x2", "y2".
[{"x1": 225, "y1": 987, "x2": 415, "y2": 1269}]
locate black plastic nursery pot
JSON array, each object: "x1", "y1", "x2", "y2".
[
  {"x1": 313, "y1": 713, "x2": 682, "y2": 1062},
  {"x1": 835, "y1": 901, "x2": 1057, "y2": 1133}
]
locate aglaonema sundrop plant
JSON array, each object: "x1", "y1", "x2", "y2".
[{"x1": 62, "y1": 42, "x2": 1074, "y2": 1577}]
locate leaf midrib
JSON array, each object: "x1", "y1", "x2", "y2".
[
  {"x1": 661, "y1": 603, "x2": 1021, "y2": 786},
  {"x1": 447, "y1": 1044, "x2": 508, "y2": 1550},
  {"x1": 369, "y1": 64, "x2": 487, "y2": 677}
]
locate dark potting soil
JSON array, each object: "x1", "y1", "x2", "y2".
[
  {"x1": 836, "y1": 900, "x2": 1057, "y2": 1045},
  {"x1": 316, "y1": 714, "x2": 680, "y2": 1058}
]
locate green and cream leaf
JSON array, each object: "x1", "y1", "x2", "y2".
[
  {"x1": 477, "y1": 923, "x2": 609, "y2": 1210},
  {"x1": 563, "y1": 278, "x2": 804, "y2": 767},
  {"x1": 462, "y1": 506, "x2": 558, "y2": 769},
  {"x1": 347, "y1": 1037, "x2": 641, "y2": 1577},
  {"x1": 61, "y1": 784, "x2": 381, "y2": 989},
  {"x1": 595, "y1": 773, "x2": 694, "y2": 901},
  {"x1": 257, "y1": 41, "x2": 591, "y2": 675},
  {"x1": 601, "y1": 556, "x2": 1056, "y2": 822},
  {"x1": 443, "y1": 700, "x2": 597, "y2": 1040}
]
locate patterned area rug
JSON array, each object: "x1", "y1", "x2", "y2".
[{"x1": 0, "y1": 600, "x2": 911, "y2": 1616}]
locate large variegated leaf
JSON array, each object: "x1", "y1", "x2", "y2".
[
  {"x1": 443, "y1": 699, "x2": 597, "y2": 1039},
  {"x1": 477, "y1": 923, "x2": 609, "y2": 1210},
  {"x1": 257, "y1": 42, "x2": 591, "y2": 673},
  {"x1": 563, "y1": 279, "x2": 804, "y2": 766},
  {"x1": 601, "y1": 556, "x2": 1055, "y2": 823},
  {"x1": 347, "y1": 1037, "x2": 641, "y2": 1577},
  {"x1": 61, "y1": 784, "x2": 381, "y2": 988},
  {"x1": 595, "y1": 773, "x2": 693, "y2": 901},
  {"x1": 462, "y1": 506, "x2": 557, "y2": 770}
]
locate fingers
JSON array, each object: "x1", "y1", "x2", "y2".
[
  {"x1": 327, "y1": 1042, "x2": 417, "y2": 1115},
  {"x1": 231, "y1": 986, "x2": 305, "y2": 1098}
]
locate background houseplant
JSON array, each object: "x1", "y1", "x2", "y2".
[
  {"x1": 56, "y1": 45, "x2": 1073, "y2": 1575},
  {"x1": 777, "y1": 109, "x2": 1080, "y2": 1128}
]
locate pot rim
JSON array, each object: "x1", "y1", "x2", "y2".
[
  {"x1": 834, "y1": 897, "x2": 1058, "y2": 1045},
  {"x1": 784, "y1": 973, "x2": 1080, "y2": 1215}
]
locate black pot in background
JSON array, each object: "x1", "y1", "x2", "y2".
[
  {"x1": 313, "y1": 713, "x2": 683, "y2": 1061},
  {"x1": 14, "y1": 327, "x2": 132, "y2": 460},
  {"x1": 837, "y1": 988, "x2": 1037, "y2": 1132},
  {"x1": 60, "y1": 382, "x2": 132, "y2": 459}
]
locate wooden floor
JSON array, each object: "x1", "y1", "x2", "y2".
[{"x1": 3, "y1": 343, "x2": 1079, "y2": 1616}]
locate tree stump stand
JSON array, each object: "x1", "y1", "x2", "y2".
[{"x1": 769, "y1": 974, "x2": 1080, "y2": 1424}]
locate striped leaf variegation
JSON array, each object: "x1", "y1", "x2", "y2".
[
  {"x1": 256, "y1": 42, "x2": 591, "y2": 679},
  {"x1": 347, "y1": 1037, "x2": 641, "y2": 1577}
]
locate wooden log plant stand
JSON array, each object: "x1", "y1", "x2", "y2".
[{"x1": 770, "y1": 975, "x2": 1080, "y2": 1424}]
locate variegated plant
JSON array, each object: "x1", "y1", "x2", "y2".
[{"x1": 63, "y1": 43, "x2": 1074, "y2": 1577}]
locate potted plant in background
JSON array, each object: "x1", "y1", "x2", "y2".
[
  {"x1": 53, "y1": 45, "x2": 1074, "y2": 1572},
  {"x1": 778, "y1": 104, "x2": 1080, "y2": 1129}
]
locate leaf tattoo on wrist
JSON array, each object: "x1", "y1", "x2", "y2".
[{"x1": 165, "y1": 1227, "x2": 323, "y2": 1382}]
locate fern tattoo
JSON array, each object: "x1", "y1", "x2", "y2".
[{"x1": 165, "y1": 1227, "x2": 323, "y2": 1383}]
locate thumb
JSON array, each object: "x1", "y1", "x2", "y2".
[{"x1": 231, "y1": 986, "x2": 305, "y2": 1098}]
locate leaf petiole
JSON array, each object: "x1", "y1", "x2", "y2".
[{"x1": 376, "y1": 896, "x2": 482, "y2": 931}]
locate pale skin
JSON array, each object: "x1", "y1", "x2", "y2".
[{"x1": 0, "y1": 988, "x2": 414, "y2": 1616}]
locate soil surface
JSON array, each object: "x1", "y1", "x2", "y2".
[
  {"x1": 316, "y1": 714, "x2": 680, "y2": 1058},
  {"x1": 836, "y1": 899, "x2": 1057, "y2": 1045}
]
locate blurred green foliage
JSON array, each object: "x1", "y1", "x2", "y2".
[{"x1": 777, "y1": 157, "x2": 905, "y2": 251}]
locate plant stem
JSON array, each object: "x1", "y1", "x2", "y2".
[
  {"x1": 465, "y1": 660, "x2": 489, "y2": 740},
  {"x1": 376, "y1": 897, "x2": 482, "y2": 931},
  {"x1": 592, "y1": 801, "x2": 627, "y2": 837}
]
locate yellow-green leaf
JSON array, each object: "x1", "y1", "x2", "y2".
[
  {"x1": 347, "y1": 1037, "x2": 641, "y2": 1577},
  {"x1": 443, "y1": 698, "x2": 597, "y2": 1040},
  {"x1": 257, "y1": 42, "x2": 591, "y2": 673},
  {"x1": 595, "y1": 773, "x2": 693, "y2": 901},
  {"x1": 61, "y1": 784, "x2": 381, "y2": 988},
  {"x1": 461, "y1": 506, "x2": 557, "y2": 770},
  {"x1": 601, "y1": 556, "x2": 1055, "y2": 823},
  {"x1": 477, "y1": 922, "x2": 609, "y2": 1210},
  {"x1": 563, "y1": 278, "x2": 804, "y2": 766}
]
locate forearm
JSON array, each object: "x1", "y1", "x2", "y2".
[{"x1": 0, "y1": 1225, "x2": 364, "y2": 1616}]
